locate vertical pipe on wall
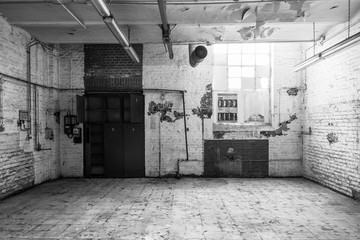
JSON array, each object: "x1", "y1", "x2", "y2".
[
  {"x1": 158, "y1": 113, "x2": 161, "y2": 177},
  {"x1": 34, "y1": 86, "x2": 39, "y2": 150},
  {"x1": 0, "y1": 74, "x2": 3, "y2": 132},
  {"x1": 182, "y1": 91, "x2": 189, "y2": 161},
  {"x1": 26, "y1": 39, "x2": 38, "y2": 139}
]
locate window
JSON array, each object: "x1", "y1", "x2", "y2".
[{"x1": 213, "y1": 43, "x2": 271, "y2": 124}]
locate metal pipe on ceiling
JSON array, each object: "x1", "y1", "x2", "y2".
[
  {"x1": 91, "y1": 0, "x2": 111, "y2": 16},
  {"x1": 90, "y1": 0, "x2": 140, "y2": 63},
  {"x1": 157, "y1": 0, "x2": 174, "y2": 59},
  {"x1": 0, "y1": 0, "x2": 329, "y2": 5},
  {"x1": 103, "y1": 16, "x2": 129, "y2": 47},
  {"x1": 293, "y1": 31, "x2": 360, "y2": 72},
  {"x1": 57, "y1": 0, "x2": 87, "y2": 29}
]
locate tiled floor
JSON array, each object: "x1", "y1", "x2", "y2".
[{"x1": 0, "y1": 178, "x2": 359, "y2": 240}]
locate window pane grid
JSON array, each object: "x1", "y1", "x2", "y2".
[
  {"x1": 214, "y1": 43, "x2": 271, "y2": 124},
  {"x1": 227, "y1": 44, "x2": 270, "y2": 90}
]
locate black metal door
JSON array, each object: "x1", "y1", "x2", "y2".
[
  {"x1": 84, "y1": 93, "x2": 145, "y2": 178},
  {"x1": 124, "y1": 124, "x2": 145, "y2": 177},
  {"x1": 104, "y1": 124, "x2": 124, "y2": 177}
]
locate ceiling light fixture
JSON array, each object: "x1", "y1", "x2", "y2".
[
  {"x1": 103, "y1": 17, "x2": 129, "y2": 47},
  {"x1": 91, "y1": 0, "x2": 140, "y2": 63},
  {"x1": 124, "y1": 46, "x2": 140, "y2": 63},
  {"x1": 293, "y1": 31, "x2": 360, "y2": 72},
  {"x1": 91, "y1": 0, "x2": 111, "y2": 17}
]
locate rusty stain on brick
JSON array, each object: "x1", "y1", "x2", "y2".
[
  {"x1": 327, "y1": 133, "x2": 338, "y2": 144},
  {"x1": 260, "y1": 114, "x2": 297, "y2": 137},
  {"x1": 192, "y1": 84, "x2": 212, "y2": 119},
  {"x1": 287, "y1": 87, "x2": 299, "y2": 96}
]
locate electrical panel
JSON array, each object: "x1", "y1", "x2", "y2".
[
  {"x1": 217, "y1": 94, "x2": 238, "y2": 122},
  {"x1": 73, "y1": 127, "x2": 82, "y2": 143},
  {"x1": 64, "y1": 114, "x2": 78, "y2": 137}
]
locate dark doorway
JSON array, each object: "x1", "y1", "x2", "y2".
[{"x1": 84, "y1": 93, "x2": 145, "y2": 178}]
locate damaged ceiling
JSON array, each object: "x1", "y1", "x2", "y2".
[{"x1": 0, "y1": 0, "x2": 359, "y2": 44}]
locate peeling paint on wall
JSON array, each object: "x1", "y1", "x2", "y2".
[
  {"x1": 260, "y1": 114, "x2": 297, "y2": 137},
  {"x1": 287, "y1": 87, "x2": 299, "y2": 96},
  {"x1": 147, "y1": 101, "x2": 185, "y2": 123},
  {"x1": 192, "y1": 84, "x2": 213, "y2": 119},
  {"x1": 327, "y1": 133, "x2": 338, "y2": 144},
  {"x1": 237, "y1": 25, "x2": 277, "y2": 40}
]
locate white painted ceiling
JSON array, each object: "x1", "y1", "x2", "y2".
[{"x1": 0, "y1": 0, "x2": 359, "y2": 44}]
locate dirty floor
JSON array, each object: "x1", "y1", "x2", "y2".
[{"x1": 0, "y1": 178, "x2": 359, "y2": 240}]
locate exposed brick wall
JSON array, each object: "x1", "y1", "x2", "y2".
[
  {"x1": 84, "y1": 44, "x2": 143, "y2": 79},
  {"x1": 143, "y1": 44, "x2": 213, "y2": 177},
  {"x1": 302, "y1": 37, "x2": 360, "y2": 197},
  {"x1": 0, "y1": 16, "x2": 61, "y2": 198}
]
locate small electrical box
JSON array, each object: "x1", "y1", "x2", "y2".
[
  {"x1": 19, "y1": 110, "x2": 30, "y2": 121},
  {"x1": 45, "y1": 127, "x2": 54, "y2": 140},
  {"x1": 64, "y1": 114, "x2": 77, "y2": 137},
  {"x1": 73, "y1": 127, "x2": 82, "y2": 143},
  {"x1": 18, "y1": 110, "x2": 30, "y2": 130}
]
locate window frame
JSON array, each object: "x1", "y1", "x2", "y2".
[{"x1": 213, "y1": 43, "x2": 273, "y2": 126}]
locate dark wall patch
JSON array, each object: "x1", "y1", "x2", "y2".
[
  {"x1": 327, "y1": 133, "x2": 338, "y2": 144},
  {"x1": 286, "y1": 87, "x2": 299, "y2": 96},
  {"x1": 213, "y1": 131, "x2": 229, "y2": 139},
  {"x1": 204, "y1": 139, "x2": 269, "y2": 177}
]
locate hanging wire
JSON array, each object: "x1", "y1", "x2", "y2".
[
  {"x1": 348, "y1": 0, "x2": 351, "y2": 38},
  {"x1": 0, "y1": 74, "x2": 4, "y2": 129},
  {"x1": 71, "y1": 58, "x2": 73, "y2": 114},
  {"x1": 313, "y1": 22, "x2": 316, "y2": 55}
]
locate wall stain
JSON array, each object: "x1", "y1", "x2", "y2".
[
  {"x1": 148, "y1": 101, "x2": 185, "y2": 123},
  {"x1": 192, "y1": 84, "x2": 213, "y2": 119},
  {"x1": 287, "y1": 87, "x2": 299, "y2": 96},
  {"x1": 327, "y1": 133, "x2": 339, "y2": 144},
  {"x1": 260, "y1": 114, "x2": 297, "y2": 137},
  {"x1": 213, "y1": 131, "x2": 229, "y2": 139},
  {"x1": 180, "y1": 7, "x2": 190, "y2": 12}
]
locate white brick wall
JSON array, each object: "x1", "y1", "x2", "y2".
[
  {"x1": 59, "y1": 45, "x2": 85, "y2": 177},
  {"x1": 0, "y1": 16, "x2": 61, "y2": 198},
  {"x1": 303, "y1": 42, "x2": 360, "y2": 197},
  {"x1": 269, "y1": 43, "x2": 304, "y2": 177},
  {"x1": 143, "y1": 44, "x2": 213, "y2": 176}
]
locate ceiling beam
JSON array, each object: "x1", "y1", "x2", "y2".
[{"x1": 157, "y1": 0, "x2": 174, "y2": 59}]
